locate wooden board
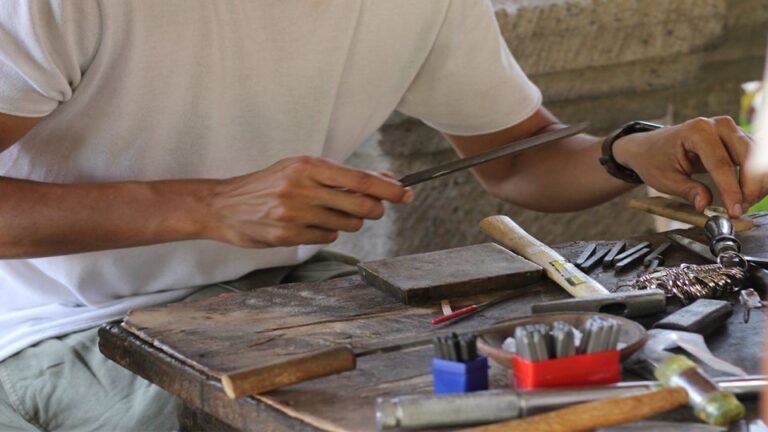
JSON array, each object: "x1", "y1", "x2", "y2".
[
  {"x1": 105, "y1": 214, "x2": 768, "y2": 431},
  {"x1": 357, "y1": 243, "x2": 542, "y2": 304},
  {"x1": 629, "y1": 196, "x2": 753, "y2": 231}
]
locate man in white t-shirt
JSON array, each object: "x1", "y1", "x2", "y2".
[{"x1": 0, "y1": 1, "x2": 763, "y2": 430}]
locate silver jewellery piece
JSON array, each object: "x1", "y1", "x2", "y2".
[
  {"x1": 716, "y1": 250, "x2": 749, "y2": 272},
  {"x1": 627, "y1": 264, "x2": 746, "y2": 304}
]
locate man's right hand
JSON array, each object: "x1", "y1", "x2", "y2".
[
  {"x1": 0, "y1": 110, "x2": 413, "y2": 258},
  {"x1": 207, "y1": 156, "x2": 412, "y2": 248}
]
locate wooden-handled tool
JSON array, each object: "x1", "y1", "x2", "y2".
[
  {"x1": 222, "y1": 323, "x2": 511, "y2": 399},
  {"x1": 629, "y1": 196, "x2": 753, "y2": 231},
  {"x1": 466, "y1": 353, "x2": 745, "y2": 431},
  {"x1": 462, "y1": 386, "x2": 689, "y2": 432},
  {"x1": 479, "y1": 216, "x2": 609, "y2": 297},
  {"x1": 221, "y1": 338, "x2": 433, "y2": 399},
  {"x1": 221, "y1": 346, "x2": 356, "y2": 399}
]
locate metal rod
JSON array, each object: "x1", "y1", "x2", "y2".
[
  {"x1": 398, "y1": 123, "x2": 588, "y2": 187},
  {"x1": 603, "y1": 241, "x2": 626, "y2": 268}
]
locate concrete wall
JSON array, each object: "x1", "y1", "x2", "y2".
[{"x1": 335, "y1": 0, "x2": 768, "y2": 260}]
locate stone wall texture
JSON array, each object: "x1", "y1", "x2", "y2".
[{"x1": 335, "y1": 0, "x2": 768, "y2": 260}]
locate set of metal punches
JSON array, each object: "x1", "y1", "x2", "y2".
[
  {"x1": 574, "y1": 240, "x2": 671, "y2": 274},
  {"x1": 432, "y1": 333, "x2": 477, "y2": 362},
  {"x1": 514, "y1": 317, "x2": 620, "y2": 362}
]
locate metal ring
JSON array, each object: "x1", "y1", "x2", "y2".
[{"x1": 717, "y1": 251, "x2": 749, "y2": 272}]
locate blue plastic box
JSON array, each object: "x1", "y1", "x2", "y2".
[{"x1": 432, "y1": 356, "x2": 489, "y2": 394}]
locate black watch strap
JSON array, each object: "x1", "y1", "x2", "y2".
[{"x1": 599, "y1": 121, "x2": 663, "y2": 184}]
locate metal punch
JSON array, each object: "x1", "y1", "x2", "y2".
[
  {"x1": 612, "y1": 241, "x2": 650, "y2": 267},
  {"x1": 615, "y1": 246, "x2": 652, "y2": 273},
  {"x1": 740, "y1": 288, "x2": 767, "y2": 323},
  {"x1": 643, "y1": 242, "x2": 671, "y2": 273},
  {"x1": 575, "y1": 243, "x2": 597, "y2": 269},
  {"x1": 580, "y1": 247, "x2": 611, "y2": 272},
  {"x1": 603, "y1": 241, "x2": 626, "y2": 268}
]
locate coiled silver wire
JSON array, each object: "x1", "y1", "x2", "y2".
[{"x1": 629, "y1": 264, "x2": 745, "y2": 304}]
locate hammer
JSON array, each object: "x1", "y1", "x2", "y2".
[
  {"x1": 462, "y1": 354, "x2": 745, "y2": 431},
  {"x1": 480, "y1": 216, "x2": 610, "y2": 297}
]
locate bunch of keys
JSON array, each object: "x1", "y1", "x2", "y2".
[{"x1": 639, "y1": 214, "x2": 768, "y2": 322}]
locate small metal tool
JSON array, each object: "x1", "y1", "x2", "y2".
[
  {"x1": 433, "y1": 290, "x2": 528, "y2": 326},
  {"x1": 581, "y1": 316, "x2": 620, "y2": 353},
  {"x1": 603, "y1": 241, "x2": 626, "y2": 268},
  {"x1": 399, "y1": 123, "x2": 588, "y2": 187},
  {"x1": 575, "y1": 243, "x2": 597, "y2": 268},
  {"x1": 434, "y1": 333, "x2": 479, "y2": 362},
  {"x1": 433, "y1": 336, "x2": 443, "y2": 358},
  {"x1": 704, "y1": 215, "x2": 748, "y2": 270},
  {"x1": 740, "y1": 288, "x2": 767, "y2": 323},
  {"x1": 531, "y1": 289, "x2": 666, "y2": 318},
  {"x1": 552, "y1": 321, "x2": 576, "y2": 358},
  {"x1": 615, "y1": 247, "x2": 652, "y2": 273},
  {"x1": 579, "y1": 247, "x2": 611, "y2": 272},
  {"x1": 653, "y1": 299, "x2": 733, "y2": 335},
  {"x1": 531, "y1": 331, "x2": 548, "y2": 361},
  {"x1": 643, "y1": 242, "x2": 671, "y2": 272},
  {"x1": 613, "y1": 241, "x2": 651, "y2": 265}
]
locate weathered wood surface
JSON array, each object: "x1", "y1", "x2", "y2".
[
  {"x1": 357, "y1": 243, "x2": 542, "y2": 304},
  {"x1": 100, "y1": 215, "x2": 768, "y2": 431}
]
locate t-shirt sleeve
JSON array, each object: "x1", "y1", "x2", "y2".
[
  {"x1": 396, "y1": 0, "x2": 542, "y2": 136},
  {"x1": 0, "y1": 0, "x2": 100, "y2": 117}
]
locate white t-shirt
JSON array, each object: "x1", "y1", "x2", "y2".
[{"x1": 0, "y1": 0, "x2": 541, "y2": 361}]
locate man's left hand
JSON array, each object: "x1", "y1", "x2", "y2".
[{"x1": 613, "y1": 116, "x2": 762, "y2": 217}]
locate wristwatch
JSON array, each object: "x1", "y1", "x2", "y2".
[{"x1": 599, "y1": 121, "x2": 663, "y2": 184}]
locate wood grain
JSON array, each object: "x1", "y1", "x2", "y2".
[
  {"x1": 629, "y1": 197, "x2": 753, "y2": 231},
  {"x1": 102, "y1": 214, "x2": 768, "y2": 431},
  {"x1": 357, "y1": 243, "x2": 542, "y2": 305}
]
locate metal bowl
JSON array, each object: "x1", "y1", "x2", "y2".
[{"x1": 477, "y1": 312, "x2": 647, "y2": 368}]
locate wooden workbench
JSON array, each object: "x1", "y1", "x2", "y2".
[{"x1": 99, "y1": 216, "x2": 768, "y2": 431}]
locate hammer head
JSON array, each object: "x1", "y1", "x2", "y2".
[{"x1": 531, "y1": 289, "x2": 666, "y2": 318}]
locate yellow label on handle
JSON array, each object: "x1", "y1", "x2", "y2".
[{"x1": 550, "y1": 261, "x2": 586, "y2": 286}]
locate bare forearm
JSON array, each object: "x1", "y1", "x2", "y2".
[
  {"x1": 0, "y1": 177, "x2": 213, "y2": 258},
  {"x1": 487, "y1": 128, "x2": 636, "y2": 212},
  {"x1": 0, "y1": 156, "x2": 411, "y2": 259},
  {"x1": 445, "y1": 108, "x2": 637, "y2": 212}
]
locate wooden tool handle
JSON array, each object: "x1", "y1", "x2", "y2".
[
  {"x1": 463, "y1": 386, "x2": 689, "y2": 432},
  {"x1": 480, "y1": 216, "x2": 609, "y2": 297},
  {"x1": 629, "y1": 197, "x2": 753, "y2": 231},
  {"x1": 221, "y1": 346, "x2": 356, "y2": 399}
]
